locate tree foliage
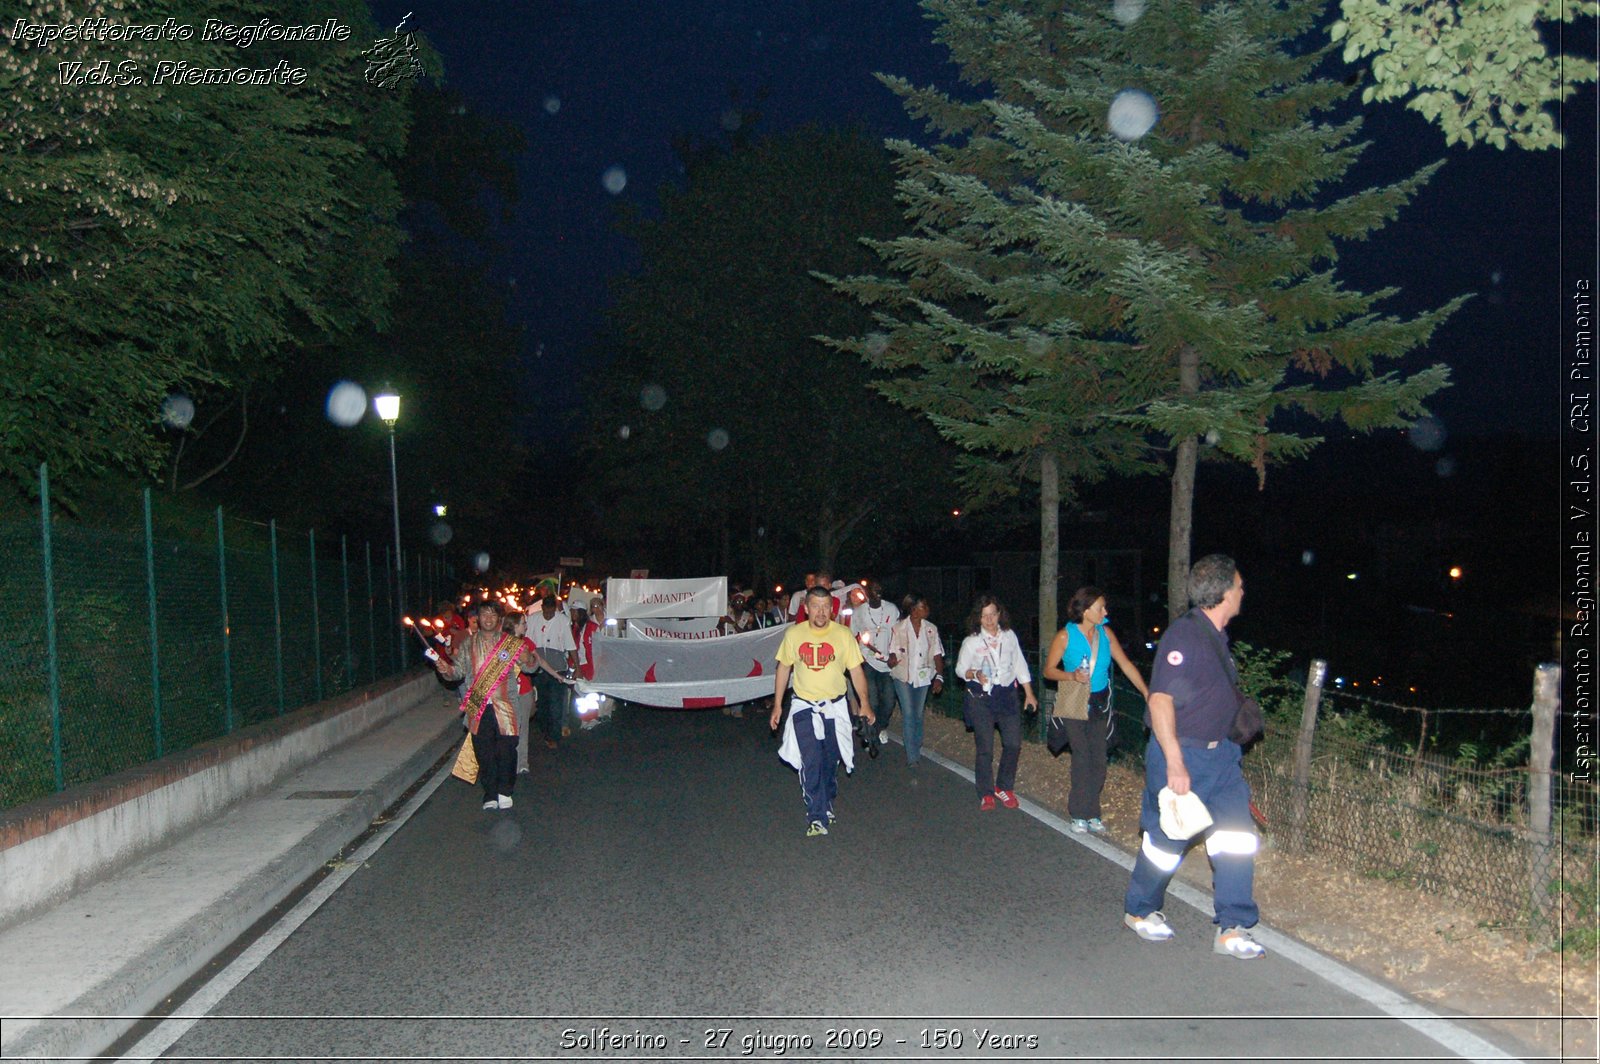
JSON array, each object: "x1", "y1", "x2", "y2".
[
  {"x1": 1333, "y1": 0, "x2": 1598, "y2": 150},
  {"x1": 584, "y1": 125, "x2": 957, "y2": 578},
  {"x1": 0, "y1": 0, "x2": 408, "y2": 495},
  {"x1": 832, "y1": 0, "x2": 1465, "y2": 623}
]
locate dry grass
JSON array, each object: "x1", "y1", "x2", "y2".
[{"x1": 919, "y1": 712, "x2": 1599, "y2": 1059}]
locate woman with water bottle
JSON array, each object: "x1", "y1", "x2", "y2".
[{"x1": 1042, "y1": 587, "x2": 1150, "y2": 834}]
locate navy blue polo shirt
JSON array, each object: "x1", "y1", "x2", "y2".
[{"x1": 1147, "y1": 608, "x2": 1239, "y2": 742}]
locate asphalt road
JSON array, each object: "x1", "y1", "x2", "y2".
[{"x1": 150, "y1": 702, "x2": 1512, "y2": 1063}]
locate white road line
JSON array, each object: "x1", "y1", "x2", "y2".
[
  {"x1": 118, "y1": 761, "x2": 453, "y2": 1063},
  {"x1": 912, "y1": 740, "x2": 1529, "y2": 1064}
]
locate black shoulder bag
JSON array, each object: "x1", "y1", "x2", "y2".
[{"x1": 1201, "y1": 621, "x2": 1264, "y2": 746}]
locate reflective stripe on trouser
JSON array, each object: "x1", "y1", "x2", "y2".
[
  {"x1": 1123, "y1": 737, "x2": 1260, "y2": 929},
  {"x1": 792, "y1": 706, "x2": 841, "y2": 823}
]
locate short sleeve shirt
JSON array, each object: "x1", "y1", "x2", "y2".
[
  {"x1": 1148, "y1": 609, "x2": 1239, "y2": 741},
  {"x1": 777, "y1": 621, "x2": 863, "y2": 703}
]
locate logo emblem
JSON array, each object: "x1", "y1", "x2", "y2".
[
  {"x1": 1167, "y1": 650, "x2": 1184, "y2": 666},
  {"x1": 798, "y1": 641, "x2": 836, "y2": 670}
]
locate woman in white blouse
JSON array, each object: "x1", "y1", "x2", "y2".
[
  {"x1": 955, "y1": 594, "x2": 1039, "y2": 810},
  {"x1": 885, "y1": 592, "x2": 945, "y2": 767}
]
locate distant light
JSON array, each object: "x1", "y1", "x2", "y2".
[
  {"x1": 951, "y1": 508, "x2": 962, "y2": 517},
  {"x1": 1345, "y1": 572, "x2": 1358, "y2": 581},
  {"x1": 1448, "y1": 566, "x2": 1462, "y2": 580},
  {"x1": 373, "y1": 391, "x2": 400, "y2": 424},
  {"x1": 434, "y1": 504, "x2": 447, "y2": 517}
]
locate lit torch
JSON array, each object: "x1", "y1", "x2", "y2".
[{"x1": 403, "y1": 616, "x2": 454, "y2": 667}]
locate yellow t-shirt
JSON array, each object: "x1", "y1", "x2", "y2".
[{"x1": 777, "y1": 620, "x2": 863, "y2": 703}]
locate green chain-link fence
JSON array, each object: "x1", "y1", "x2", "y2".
[{"x1": 0, "y1": 465, "x2": 452, "y2": 812}]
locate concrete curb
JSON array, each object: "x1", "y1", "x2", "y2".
[{"x1": 2, "y1": 713, "x2": 458, "y2": 1064}]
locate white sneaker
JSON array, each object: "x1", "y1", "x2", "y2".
[
  {"x1": 1124, "y1": 911, "x2": 1174, "y2": 942},
  {"x1": 1214, "y1": 926, "x2": 1265, "y2": 959},
  {"x1": 482, "y1": 799, "x2": 498, "y2": 811},
  {"x1": 497, "y1": 794, "x2": 513, "y2": 810}
]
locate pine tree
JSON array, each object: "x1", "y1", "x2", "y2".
[{"x1": 828, "y1": 0, "x2": 1466, "y2": 628}]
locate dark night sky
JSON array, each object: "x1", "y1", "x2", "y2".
[{"x1": 370, "y1": 0, "x2": 1596, "y2": 442}]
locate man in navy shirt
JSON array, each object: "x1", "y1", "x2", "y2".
[{"x1": 1123, "y1": 554, "x2": 1265, "y2": 960}]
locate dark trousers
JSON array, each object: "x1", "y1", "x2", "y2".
[
  {"x1": 863, "y1": 666, "x2": 896, "y2": 733},
  {"x1": 471, "y1": 707, "x2": 518, "y2": 801},
  {"x1": 1125, "y1": 737, "x2": 1260, "y2": 928},
  {"x1": 965, "y1": 683, "x2": 1021, "y2": 795},
  {"x1": 1065, "y1": 691, "x2": 1110, "y2": 819},
  {"x1": 793, "y1": 707, "x2": 841, "y2": 822},
  {"x1": 531, "y1": 668, "x2": 565, "y2": 743}
]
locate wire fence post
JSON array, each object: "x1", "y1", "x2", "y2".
[
  {"x1": 270, "y1": 520, "x2": 284, "y2": 715},
  {"x1": 143, "y1": 489, "x2": 164, "y2": 758},
  {"x1": 1528, "y1": 663, "x2": 1560, "y2": 931},
  {"x1": 365, "y1": 541, "x2": 377, "y2": 684},
  {"x1": 309, "y1": 528, "x2": 322, "y2": 703},
  {"x1": 40, "y1": 464, "x2": 64, "y2": 792},
  {"x1": 342, "y1": 536, "x2": 353, "y2": 691},
  {"x1": 1288, "y1": 659, "x2": 1326, "y2": 854},
  {"x1": 216, "y1": 507, "x2": 234, "y2": 734}
]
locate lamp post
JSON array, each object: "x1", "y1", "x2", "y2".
[{"x1": 374, "y1": 389, "x2": 405, "y2": 665}]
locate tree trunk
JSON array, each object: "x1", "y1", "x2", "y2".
[
  {"x1": 1166, "y1": 344, "x2": 1200, "y2": 624},
  {"x1": 1038, "y1": 447, "x2": 1060, "y2": 655}
]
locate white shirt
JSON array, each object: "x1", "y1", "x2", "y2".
[
  {"x1": 887, "y1": 617, "x2": 944, "y2": 687},
  {"x1": 526, "y1": 609, "x2": 577, "y2": 654},
  {"x1": 955, "y1": 628, "x2": 1032, "y2": 692},
  {"x1": 849, "y1": 599, "x2": 900, "y2": 673}
]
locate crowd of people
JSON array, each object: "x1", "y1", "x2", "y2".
[{"x1": 430, "y1": 553, "x2": 1265, "y2": 960}]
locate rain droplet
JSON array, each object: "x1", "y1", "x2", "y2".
[
  {"x1": 325, "y1": 380, "x2": 367, "y2": 427},
  {"x1": 1435, "y1": 457, "x2": 1457, "y2": 478},
  {"x1": 865, "y1": 332, "x2": 889, "y2": 356},
  {"x1": 489, "y1": 819, "x2": 522, "y2": 850},
  {"x1": 639, "y1": 384, "x2": 667, "y2": 411},
  {"x1": 1407, "y1": 416, "x2": 1446, "y2": 452},
  {"x1": 618, "y1": 425, "x2": 632, "y2": 440},
  {"x1": 1301, "y1": 550, "x2": 1315, "y2": 566},
  {"x1": 1112, "y1": 0, "x2": 1146, "y2": 25},
  {"x1": 429, "y1": 521, "x2": 453, "y2": 547},
  {"x1": 601, "y1": 165, "x2": 627, "y2": 194},
  {"x1": 161, "y1": 394, "x2": 195, "y2": 430},
  {"x1": 472, "y1": 552, "x2": 491, "y2": 573},
  {"x1": 719, "y1": 108, "x2": 742, "y2": 132},
  {"x1": 1108, "y1": 89, "x2": 1159, "y2": 141},
  {"x1": 1204, "y1": 428, "x2": 1221, "y2": 445},
  {"x1": 1025, "y1": 334, "x2": 1049, "y2": 356},
  {"x1": 542, "y1": 95, "x2": 561, "y2": 114},
  {"x1": 707, "y1": 428, "x2": 730, "y2": 451}
]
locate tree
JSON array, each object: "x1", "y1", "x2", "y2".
[
  {"x1": 833, "y1": 0, "x2": 1465, "y2": 628},
  {"x1": 1332, "y1": 0, "x2": 1598, "y2": 149},
  {"x1": 0, "y1": 0, "x2": 408, "y2": 497},
  {"x1": 585, "y1": 125, "x2": 958, "y2": 579}
]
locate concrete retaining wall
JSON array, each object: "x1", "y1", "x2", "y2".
[{"x1": 0, "y1": 670, "x2": 437, "y2": 931}]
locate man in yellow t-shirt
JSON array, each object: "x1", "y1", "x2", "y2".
[{"x1": 771, "y1": 585, "x2": 875, "y2": 837}]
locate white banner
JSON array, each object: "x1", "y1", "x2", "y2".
[
  {"x1": 606, "y1": 576, "x2": 727, "y2": 619},
  {"x1": 625, "y1": 617, "x2": 726, "y2": 640},
  {"x1": 578, "y1": 626, "x2": 786, "y2": 708}
]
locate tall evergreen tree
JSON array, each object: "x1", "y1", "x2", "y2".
[{"x1": 831, "y1": 0, "x2": 1465, "y2": 628}]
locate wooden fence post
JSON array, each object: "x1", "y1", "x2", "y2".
[
  {"x1": 1528, "y1": 663, "x2": 1560, "y2": 930},
  {"x1": 1289, "y1": 659, "x2": 1327, "y2": 854}
]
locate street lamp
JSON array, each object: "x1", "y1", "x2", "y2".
[{"x1": 374, "y1": 389, "x2": 405, "y2": 664}]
